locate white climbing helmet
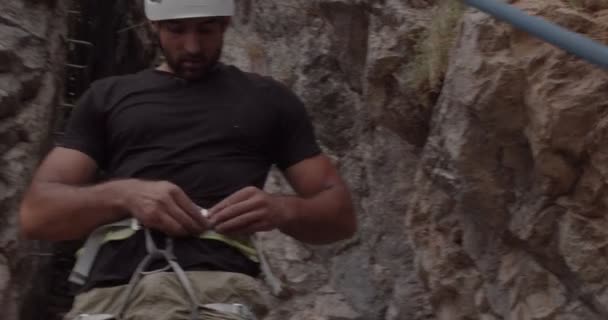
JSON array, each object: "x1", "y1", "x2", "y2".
[{"x1": 144, "y1": 0, "x2": 235, "y2": 21}]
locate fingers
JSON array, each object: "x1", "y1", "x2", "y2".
[
  {"x1": 215, "y1": 209, "x2": 276, "y2": 235},
  {"x1": 128, "y1": 181, "x2": 210, "y2": 237},
  {"x1": 162, "y1": 198, "x2": 202, "y2": 235},
  {"x1": 209, "y1": 196, "x2": 259, "y2": 227},
  {"x1": 160, "y1": 215, "x2": 189, "y2": 237},
  {"x1": 132, "y1": 184, "x2": 280, "y2": 237},
  {"x1": 213, "y1": 208, "x2": 265, "y2": 234},
  {"x1": 209, "y1": 186, "x2": 283, "y2": 235},
  {"x1": 142, "y1": 207, "x2": 188, "y2": 237},
  {"x1": 169, "y1": 186, "x2": 210, "y2": 230},
  {"x1": 209, "y1": 187, "x2": 258, "y2": 215}
]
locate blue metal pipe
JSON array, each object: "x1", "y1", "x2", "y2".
[{"x1": 463, "y1": 0, "x2": 608, "y2": 69}]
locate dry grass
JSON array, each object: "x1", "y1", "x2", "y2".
[{"x1": 408, "y1": 0, "x2": 464, "y2": 108}]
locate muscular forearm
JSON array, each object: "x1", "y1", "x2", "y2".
[
  {"x1": 277, "y1": 184, "x2": 356, "y2": 245},
  {"x1": 19, "y1": 180, "x2": 129, "y2": 241}
]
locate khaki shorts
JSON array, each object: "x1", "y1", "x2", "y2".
[{"x1": 64, "y1": 271, "x2": 270, "y2": 320}]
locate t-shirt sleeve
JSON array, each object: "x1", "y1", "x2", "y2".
[
  {"x1": 270, "y1": 83, "x2": 322, "y2": 170},
  {"x1": 55, "y1": 88, "x2": 107, "y2": 168}
]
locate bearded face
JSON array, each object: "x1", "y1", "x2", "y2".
[{"x1": 154, "y1": 17, "x2": 228, "y2": 80}]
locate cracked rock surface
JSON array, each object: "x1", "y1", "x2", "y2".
[
  {"x1": 0, "y1": 0, "x2": 66, "y2": 320},
  {"x1": 5, "y1": 1, "x2": 608, "y2": 320},
  {"x1": 224, "y1": 1, "x2": 608, "y2": 319}
]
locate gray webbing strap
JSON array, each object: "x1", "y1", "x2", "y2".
[
  {"x1": 115, "y1": 229, "x2": 256, "y2": 320},
  {"x1": 69, "y1": 219, "x2": 135, "y2": 285},
  {"x1": 117, "y1": 229, "x2": 200, "y2": 320}
]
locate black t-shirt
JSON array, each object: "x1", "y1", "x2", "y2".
[{"x1": 57, "y1": 64, "x2": 321, "y2": 290}]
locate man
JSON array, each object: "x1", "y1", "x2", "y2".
[{"x1": 18, "y1": 0, "x2": 356, "y2": 319}]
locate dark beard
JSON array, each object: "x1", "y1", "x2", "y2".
[{"x1": 159, "y1": 42, "x2": 223, "y2": 81}]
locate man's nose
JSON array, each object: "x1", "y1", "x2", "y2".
[{"x1": 183, "y1": 33, "x2": 202, "y2": 54}]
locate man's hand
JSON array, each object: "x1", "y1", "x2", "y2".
[
  {"x1": 208, "y1": 186, "x2": 292, "y2": 235},
  {"x1": 120, "y1": 179, "x2": 210, "y2": 237},
  {"x1": 206, "y1": 154, "x2": 356, "y2": 244}
]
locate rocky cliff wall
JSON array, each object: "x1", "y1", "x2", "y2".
[
  {"x1": 224, "y1": 1, "x2": 438, "y2": 319},
  {"x1": 409, "y1": 1, "x2": 608, "y2": 319},
  {"x1": 223, "y1": 0, "x2": 608, "y2": 319},
  {"x1": 6, "y1": 0, "x2": 608, "y2": 319},
  {"x1": 0, "y1": 1, "x2": 66, "y2": 320}
]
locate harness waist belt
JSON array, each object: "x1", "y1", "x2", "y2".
[{"x1": 69, "y1": 219, "x2": 258, "y2": 286}]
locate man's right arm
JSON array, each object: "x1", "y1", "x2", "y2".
[
  {"x1": 20, "y1": 147, "x2": 128, "y2": 240},
  {"x1": 20, "y1": 147, "x2": 207, "y2": 241}
]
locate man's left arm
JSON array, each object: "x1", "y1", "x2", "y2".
[{"x1": 208, "y1": 154, "x2": 356, "y2": 244}]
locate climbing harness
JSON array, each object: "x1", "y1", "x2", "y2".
[
  {"x1": 69, "y1": 212, "x2": 258, "y2": 286},
  {"x1": 69, "y1": 205, "x2": 286, "y2": 319},
  {"x1": 74, "y1": 228, "x2": 257, "y2": 320}
]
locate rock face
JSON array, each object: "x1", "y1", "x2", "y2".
[
  {"x1": 223, "y1": 0, "x2": 608, "y2": 319},
  {"x1": 409, "y1": 2, "x2": 608, "y2": 319},
  {"x1": 224, "y1": 1, "x2": 437, "y2": 319},
  {"x1": 0, "y1": 1, "x2": 67, "y2": 320},
  {"x1": 6, "y1": 0, "x2": 608, "y2": 319}
]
